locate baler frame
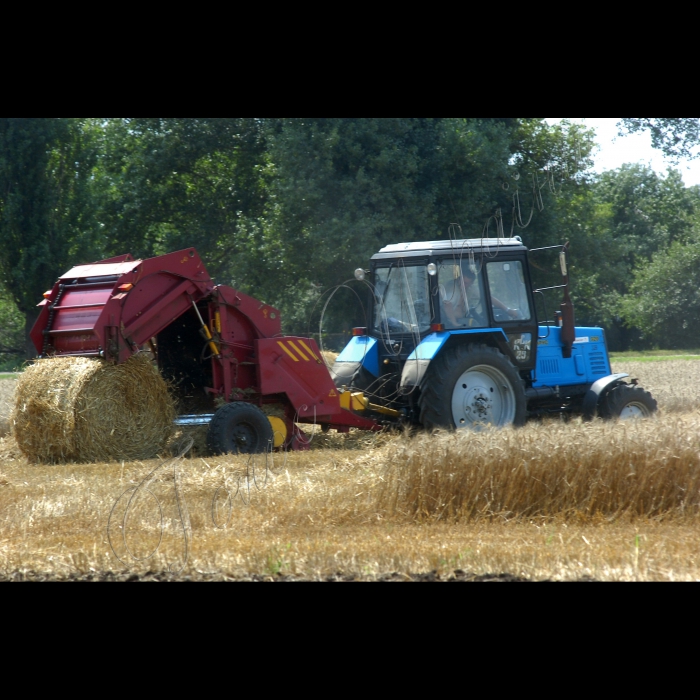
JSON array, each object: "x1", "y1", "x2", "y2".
[{"x1": 31, "y1": 248, "x2": 386, "y2": 452}]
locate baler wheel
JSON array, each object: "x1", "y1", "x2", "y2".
[
  {"x1": 206, "y1": 402, "x2": 274, "y2": 455},
  {"x1": 418, "y1": 343, "x2": 526, "y2": 431},
  {"x1": 599, "y1": 384, "x2": 657, "y2": 420}
]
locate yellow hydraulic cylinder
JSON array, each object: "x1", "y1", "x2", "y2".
[
  {"x1": 191, "y1": 301, "x2": 220, "y2": 357},
  {"x1": 338, "y1": 390, "x2": 401, "y2": 418}
]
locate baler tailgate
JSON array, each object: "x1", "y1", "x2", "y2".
[{"x1": 42, "y1": 283, "x2": 115, "y2": 356}]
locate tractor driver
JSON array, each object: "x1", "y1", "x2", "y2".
[{"x1": 441, "y1": 266, "x2": 518, "y2": 327}]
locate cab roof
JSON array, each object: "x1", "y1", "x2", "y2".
[{"x1": 371, "y1": 237, "x2": 527, "y2": 261}]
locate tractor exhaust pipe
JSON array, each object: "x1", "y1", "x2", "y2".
[{"x1": 559, "y1": 242, "x2": 575, "y2": 359}]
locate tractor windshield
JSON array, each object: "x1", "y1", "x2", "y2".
[{"x1": 373, "y1": 264, "x2": 431, "y2": 335}]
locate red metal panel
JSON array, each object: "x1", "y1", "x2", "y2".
[
  {"x1": 30, "y1": 303, "x2": 51, "y2": 355},
  {"x1": 53, "y1": 331, "x2": 101, "y2": 355},
  {"x1": 121, "y1": 277, "x2": 198, "y2": 342},
  {"x1": 256, "y1": 337, "x2": 338, "y2": 415},
  {"x1": 216, "y1": 286, "x2": 281, "y2": 338},
  {"x1": 51, "y1": 288, "x2": 113, "y2": 331},
  {"x1": 255, "y1": 337, "x2": 379, "y2": 429}
]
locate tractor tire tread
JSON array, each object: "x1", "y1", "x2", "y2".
[
  {"x1": 599, "y1": 384, "x2": 658, "y2": 419},
  {"x1": 206, "y1": 401, "x2": 274, "y2": 455}
]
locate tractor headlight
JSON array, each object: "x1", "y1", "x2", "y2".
[
  {"x1": 427, "y1": 263, "x2": 437, "y2": 276},
  {"x1": 354, "y1": 268, "x2": 366, "y2": 281}
]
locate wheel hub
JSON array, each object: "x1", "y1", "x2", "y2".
[
  {"x1": 619, "y1": 402, "x2": 649, "y2": 419},
  {"x1": 451, "y1": 364, "x2": 516, "y2": 428},
  {"x1": 230, "y1": 423, "x2": 256, "y2": 451},
  {"x1": 464, "y1": 389, "x2": 492, "y2": 420}
]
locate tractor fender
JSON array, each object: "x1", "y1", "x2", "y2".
[
  {"x1": 581, "y1": 373, "x2": 629, "y2": 420},
  {"x1": 400, "y1": 328, "x2": 508, "y2": 391}
]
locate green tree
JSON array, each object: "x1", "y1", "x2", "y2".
[
  {"x1": 619, "y1": 119, "x2": 700, "y2": 161},
  {"x1": 593, "y1": 164, "x2": 698, "y2": 259},
  {"x1": 94, "y1": 118, "x2": 268, "y2": 283},
  {"x1": 0, "y1": 286, "x2": 24, "y2": 368},
  {"x1": 0, "y1": 118, "x2": 101, "y2": 356},
  {"x1": 259, "y1": 118, "x2": 595, "y2": 335},
  {"x1": 0, "y1": 117, "x2": 601, "y2": 357},
  {"x1": 85, "y1": 118, "x2": 597, "y2": 341},
  {"x1": 565, "y1": 164, "x2": 700, "y2": 349},
  {"x1": 621, "y1": 236, "x2": 700, "y2": 348}
]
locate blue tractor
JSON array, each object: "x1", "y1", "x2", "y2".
[{"x1": 330, "y1": 236, "x2": 657, "y2": 429}]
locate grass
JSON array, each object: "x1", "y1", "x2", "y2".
[
  {"x1": 610, "y1": 359, "x2": 700, "y2": 412},
  {"x1": 2, "y1": 420, "x2": 700, "y2": 580},
  {"x1": 610, "y1": 349, "x2": 700, "y2": 361},
  {"x1": 377, "y1": 416, "x2": 700, "y2": 522},
  {"x1": 0, "y1": 378, "x2": 16, "y2": 437},
  {"x1": 2, "y1": 359, "x2": 700, "y2": 580}
]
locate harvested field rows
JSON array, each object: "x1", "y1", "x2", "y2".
[
  {"x1": 0, "y1": 377, "x2": 16, "y2": 438},
  {"x1": 1, "y1": 359, "x2": 700, "y2": 580},
  {"x1": 612, "y1": 359, "x2": 700, "y2": 412}
]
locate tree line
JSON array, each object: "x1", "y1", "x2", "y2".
[{"x1": 1, "y1": 117, "x2": 699, "y2": 367}]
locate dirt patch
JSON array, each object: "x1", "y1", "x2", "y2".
[{"x1": 0, "y1": 568, "x2": 555, "y2": 582}]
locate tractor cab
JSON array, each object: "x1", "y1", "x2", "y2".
[{"x1": 367, "y1": 239, "x2": 537, "y2": 370}]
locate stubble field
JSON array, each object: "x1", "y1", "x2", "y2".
[{"x1": 1, "y1": 358, "x2": 700, "y2": 581}]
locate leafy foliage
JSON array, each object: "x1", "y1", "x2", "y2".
[
  {"x1": 619, "y1": 119, "x2": 700, "y2": 161},
  {"x1": 260, "y1": 118, "x2": 595, "y2": 333},
  {"x1": 0, "y1": 118, "x2": 102, "y2": 353},
  {"x1": 94, "y1": 118, "x2": 268, "y2": 281},
  {"x1": 622, "y1": 237, "x2": 700, "y2": 348},
  {"x1": 4, "y1": 117, "x2": 700, "y2": 355},
  {"x1": 570, "y1": 165, "x2": 700, "y2": 349},
  {"x1": 0, "y1": 287, "x2": 24, "y2": 369}
]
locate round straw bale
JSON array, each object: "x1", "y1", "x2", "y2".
[{"x1": 12, "y1": 354, "x2": 176, "y2": 463}]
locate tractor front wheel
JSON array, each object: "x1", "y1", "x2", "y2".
[
  {"x1": 206, "y1": 402, "x2": 274, "y2": 454},
  {"x1": 418, "y1": 343, "x2": 526, "y2": 431},
  {"x1": 599, "y1": 384, "x2": 657, "y2": 420}
]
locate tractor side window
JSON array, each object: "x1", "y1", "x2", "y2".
[
  {"x1": 486, "y1": 261, "x2": 532, "y2": 322},
  {"x1": 373, "y1": 264, "x2": 431, "y2": 335}
]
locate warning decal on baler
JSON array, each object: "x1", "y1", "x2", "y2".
[
  {"x1": 297, "y1": 339, "x2": 320, "y2": 361},
  {"x1": 287, "y1": 340, "x2": 308, "y2": 360},
  {"x1": 277, "y1": 341, "x2": 300, "y2": 361},
  {"x1": 276, "y1": 340, "x2": 319, "y2": 362}
]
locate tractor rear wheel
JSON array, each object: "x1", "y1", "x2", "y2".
[
  {"x1": 599, "y1": 384, "x2": 657, "y2": 420},
  {"x1": 418, "y1": 343, "x2": 526, "y2": 431},
  {"x1": 206, "y1": 402, "x2": 274, "y2": 454}
]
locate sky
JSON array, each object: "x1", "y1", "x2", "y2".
[{"x1": 545, "y1": 118, "x2": 700, "y2": 187}]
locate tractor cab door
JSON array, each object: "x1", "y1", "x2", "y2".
[
  {"x1": 483, "y1": 257, "x2": 537, "y2": 371},
  {"x1": 434, "y1": 256, "x2": 537, "y2": 371}
]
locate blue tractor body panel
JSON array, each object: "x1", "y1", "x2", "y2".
[
  {"x1": 533, "y1": 326, "x2": 611, "y2": 387},
  {"x1": 336, "y1": 329, "x2": 511, "y2": 391},
  {"x1": 334, "y1": 325, "x2": 612, "y2": 394},
  {"x1": 335, "y1": 335, "x2": 380, "y2": 377}
]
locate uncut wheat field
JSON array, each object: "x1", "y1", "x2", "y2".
[{"x1": 2, "y1": 358, "x2": 700, "y2": 582}]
